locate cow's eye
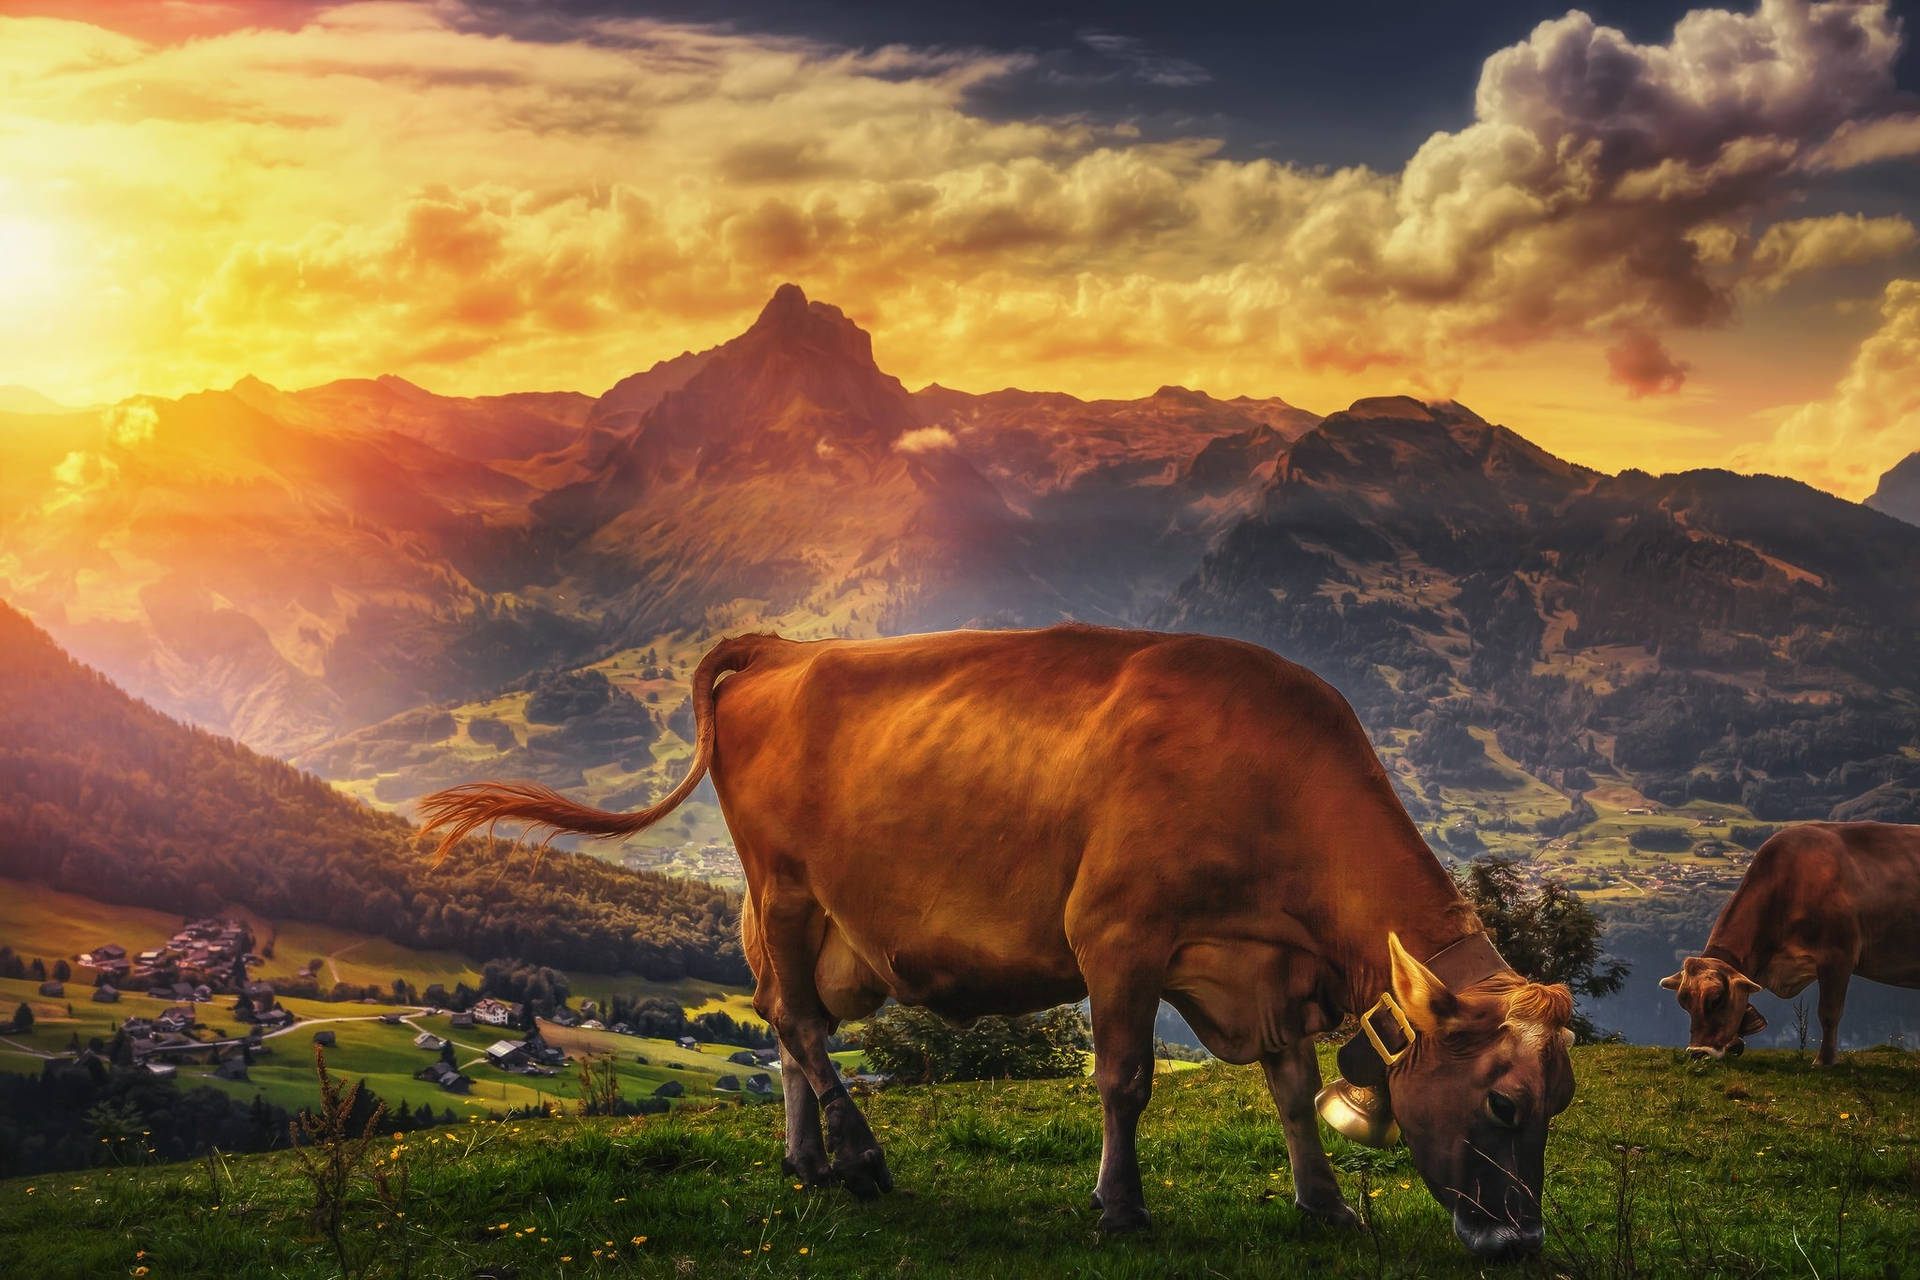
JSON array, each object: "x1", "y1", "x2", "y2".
[{"x1": 1486, "y1": 1091, "x2": 1520, "y2": 1128}]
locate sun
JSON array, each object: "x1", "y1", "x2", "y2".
[{"x1": 0, "y1": 214, "x2": 64, "y2": 302}]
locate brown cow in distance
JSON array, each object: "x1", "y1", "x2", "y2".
[
  {"x1": 422, "y1": 625, "x2": 1576, "y2": 1259},
  {"x1": 1663, "y1": 822, "x2": 1920, "y2": 1065}
]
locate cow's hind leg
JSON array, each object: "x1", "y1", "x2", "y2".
[
  {"x1": 1262, "y1": 1039, "x2": 1357, "y2": 1227},
  {"x1": 778, "y1": 1040, "x2": 831, "y2": 1184},
  {"x1": 1815, "y1": 966, "x2": 1852, "y2": 1067},
  {"x1": 760, "y1": 895, "x2": 892, "y2": 1198},
  {"x1": 744, "y1": 896, "x2": 830, "y2": 1182},
  {"x1": 1083, "y1": 954, "x2": 1162, "y2": 1234}
]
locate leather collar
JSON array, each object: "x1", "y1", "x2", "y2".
[{"x1": 1359, "y1": 931, "x2": 1513, "y2": 1063}]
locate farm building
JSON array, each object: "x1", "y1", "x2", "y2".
[
  {"x1": 416, "y1": 1061, "x2": 472, "y2": 1093},
  {"x1": 484, "y1": 1040, "x2": 530, "y2": 1071},
  {"x1": 413, "y1": 1031, "x2": 448, "y2": 1051}
]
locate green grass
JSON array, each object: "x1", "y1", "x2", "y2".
[{"x1": 4, "y1": 1045, "x2": 1916, "y2": 1278}]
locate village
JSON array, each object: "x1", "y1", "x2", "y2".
[
  {"x1": 620, "y1": 839, "x2": 745, "y2": 882},
  {"x1": 17, "y1": 921, "x2": 793, "y2": 1106}
]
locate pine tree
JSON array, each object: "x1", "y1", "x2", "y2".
[{"x1": 12, "y1": 1002, "x2": 32, "y2": 1033}]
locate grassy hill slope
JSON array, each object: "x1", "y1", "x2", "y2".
[
  {"x1": 3, "y1": 1046, "x2": 1914, "y2": 1279},
  {"x1": 0, "y1": 602, "x2": 749, "y2": 985}
]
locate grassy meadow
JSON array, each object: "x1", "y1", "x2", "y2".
[{"x1": 2, "y1": 1044, "x2": 1915, "y2": 1279}]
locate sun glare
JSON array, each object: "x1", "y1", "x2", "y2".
[{"x1": 0, "y1": 214, "x2": 64, "y2": 303}]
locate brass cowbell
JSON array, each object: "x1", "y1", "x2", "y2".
[{"x1": 1312, "y1": 1078, "x2": 1400, "y2": 1147}]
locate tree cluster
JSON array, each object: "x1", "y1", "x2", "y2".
[{"x1": 1454, "y1": 855, "x2": 1629, "y2": 1042}]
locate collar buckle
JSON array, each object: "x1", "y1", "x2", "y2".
[{"x1": 1360, "y1": 990, "x2": 1417, "y2": 1066}]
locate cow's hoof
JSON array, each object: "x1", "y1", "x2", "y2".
[
  {"x1": 1296, "y1": 1196, "x2": 1360, "y2": 1229},
  {"x1": 1097, "y1": 1204, "x2": 1152, "y2": 1236},
  {"x1": 832, "y1": 1146, "x2": 893, "y2": 1200},
  {"x1": 782, "y1": 1153, "x2": 833, "y2": 1187}
]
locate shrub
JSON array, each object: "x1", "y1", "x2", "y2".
[
  {"x1": 1455, "y1": 856, "x2": 1628, "y2": 1042},
  {"x1": 1627, "y1": 825, "x2": 1692, "y2": 853},
  {"x1": 856, "y1": 1005, "x2": 1089, "y2": 1083}
]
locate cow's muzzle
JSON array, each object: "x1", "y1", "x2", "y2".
[
  {"x1": 1687, "y1": 1039, "x2": 1743, "y2": 1061},
  {"x1": 1454, "y1": 1208, "x2": 1544, "y2": 1260}
]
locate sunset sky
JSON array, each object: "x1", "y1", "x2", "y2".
[{"x1": 2, "y1": 0, "x2": 1918, "y2": 497}]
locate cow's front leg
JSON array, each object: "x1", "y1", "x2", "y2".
[
  {"x1": 1262, "y1": 1040, "x2": 1358, "y2": 1227},
  {"x1": 1086, "y1": 965, "x2": 1160, "y2": 1234},
  {"x1": 1815, "y1": 966, "x2": 1851, "y2": 1067}
]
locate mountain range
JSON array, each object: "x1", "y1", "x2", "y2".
[{"x1": 2, "y1": 285, "x2": 1917, "y2": 854}]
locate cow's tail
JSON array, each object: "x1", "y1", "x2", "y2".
[{"x1": 419, "y1": 634, "x2": 768, "y2": 864}]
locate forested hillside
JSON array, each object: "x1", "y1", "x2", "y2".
[{"x1": 0, "y1": 603, "x2": 746, "y2": 983}]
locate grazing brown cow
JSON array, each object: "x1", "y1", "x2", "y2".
[
  {"x1": 422, "y1": 626, "x2": 1575, "y2": 1259},
  {"x1": 1663, "y1": 822, "x2": 1920, "y2": 1065}
]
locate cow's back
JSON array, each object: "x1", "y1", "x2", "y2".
[
  {"x1": 1833, "y1": 824, "x2": 1920, "y2": 985},
  {"x1": 1731, "y1": 823, "x2": 1920, "y2": 989}
]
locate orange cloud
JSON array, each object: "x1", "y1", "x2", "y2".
[{"x1": 1756, "y1": 278, "x2": 1920, "y2": 498}]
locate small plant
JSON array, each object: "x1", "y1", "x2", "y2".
[
  {"x1": 1793, "y1": 997, "x2": 1811, "y2": 1055},
  {"x1": 288, "y1": 1045, "x2": 389, "y2": 1280},
  {"x1": 199, "y1": 1144, "x2": 231, "y2": 1208},
  {"x1": 84, "y1": 1098, "x2": 151, "y2": 1167},
  {"x1": 575, "y1": 1053, "x2": 623, "y2": 1117}
]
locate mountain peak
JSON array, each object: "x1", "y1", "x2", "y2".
[
  {"x1": 737, "y1": 283, "x2": 877, "y2": 371},
  {"x1": 1867, "y1": 451, "x2": 1920, "y2": 526},
  {"x1": 756, "y1": 282, "x2": 811, "y2": 326},
  {"x1": 1343, "y1": 395, "x2": 1436, "y2": 422}
]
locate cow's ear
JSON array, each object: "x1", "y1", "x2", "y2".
[
  {"x1": 1740, "y1": 1005, "x2": 1768, "y2": 1036},
  {"x1": 1658, "y1": 971, "x2": 1684, "y2": 991},
  {"x1": 1388, "y1": 932, "x2": 1457, "y2": 1033},
  {"x1": 1731, "y1": 975, "x2": 1762, "y2": 996}
]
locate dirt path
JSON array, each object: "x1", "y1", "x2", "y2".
[{"x1": 321, "y1": 939, "x2": 371, "y2": 987}]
